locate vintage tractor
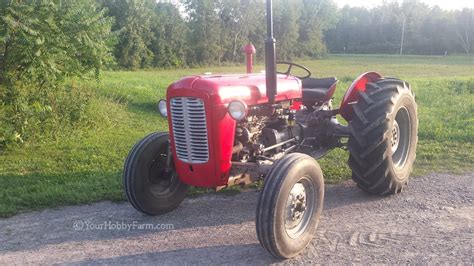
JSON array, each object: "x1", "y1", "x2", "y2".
[{"x1": 123, "y1": 0, "x2": 418, "y2": 259}]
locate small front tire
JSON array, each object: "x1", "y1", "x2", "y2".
[
  {"x1": 123, "y1": 132, "x2": 188, "y2": 215},
  {"x1": 256, "y1": 153, "x2": 324, "y2": 259}
]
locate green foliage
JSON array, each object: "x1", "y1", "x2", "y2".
[
  {"x1": 449, "y1": 79, "x2": 474, "y2": 94},
  {"x1": 150, "y1": 3, "x2": 188, "y2": 68},
  {"x1": 297, "y1": 0, "x2": 339, "y2": 58},
  {"x1": 95, "y1": 0, "x2": 469, "y2": 65},
  {"x1": 273, "y1": 0, "x2": 301, "y2": 60},
  {"x1": 101, "y1": 0, "x2": 155, "y2": 69},
  {"x1": 0, "y1": 0, "x2": 113, "y2": 149},
  {"x1": 215, "y1": 0, "x2": 265, "y2": 63},
  {"x1": 183, "y1": 0, "x2": 221, "y2": 65},
  {"x1": 99, "y1": 0, "x2": 339, "y2": 67}
]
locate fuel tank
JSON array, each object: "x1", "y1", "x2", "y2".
[{"x1": 166, "y1": 73, "x2": 301, "y2": 188}]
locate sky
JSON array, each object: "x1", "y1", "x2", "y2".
[{"x1": 334, "y1": 0, "x2": 473, "y2": 10}]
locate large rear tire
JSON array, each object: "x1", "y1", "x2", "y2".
[
  {"x1": 256, "y1": 153, "x2": 324, "y2": 259},
  {"x1": 348, "y1": 78, "x2": 418, "y2": 196},
  {"x1": 123, "y1": 132, "x2": 188, "y2": 215}
]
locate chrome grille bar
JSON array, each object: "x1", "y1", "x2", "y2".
[{"x1": 170, "y1": 97, "x2": 209, "y2": 163}]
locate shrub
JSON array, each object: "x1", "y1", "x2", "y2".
[
  {"x1": 448, "y1": 79, "x2": 474, "y2": 94},
  {"x1": 0, "y1": 0, "x2": 113, "y2": 149}
]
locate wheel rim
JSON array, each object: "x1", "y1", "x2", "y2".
[
  {"x1": 284, "y1": 176, "x2": 316, "y2": 239},
  {"x1": 148, "y1": 144, "x2": 176, "y2": 196},
  {"x1": 391, "y1": 106, "x2": 411, "y2": 169}
]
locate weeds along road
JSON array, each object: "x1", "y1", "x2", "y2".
[{"x1": 0, "y1": 172, "x2": 472, "y2": 264}]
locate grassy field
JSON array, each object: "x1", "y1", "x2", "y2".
[{"x1": 0, "y1": 55, "x2": 473, "y2": 217}]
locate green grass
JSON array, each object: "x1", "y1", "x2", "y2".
[{"x1": 1, "y1": 55, "x2": 473, "y2": 217}]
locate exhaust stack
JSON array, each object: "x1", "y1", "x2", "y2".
[{"x1": 265, "y1": 0, "x2": 277, "y2": 104}]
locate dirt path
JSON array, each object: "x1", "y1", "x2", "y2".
[{"x1": 0, "y1": 172, "x2": 472, "y2": 264}]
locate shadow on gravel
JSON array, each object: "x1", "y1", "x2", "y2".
[
  {"x1": 72, "y1": 243, "x2": 279, "y2": 264},
  {"x1": 323, "y1": 182, "x2": 383, "y2": 211}
]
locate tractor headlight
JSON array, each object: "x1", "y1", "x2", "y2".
[
  {"x1": 228, "y1": 100, "x2": 247, "y2": 121},
  {"x1": 157, "y1": 99, "x2": 168, "y2": 118}
]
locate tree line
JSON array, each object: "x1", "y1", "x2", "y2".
[
  {"x1": 326, "y1": 2, "x2": 473, "y2": 55},
  {"x1": 1, "y1": 0, "x2": 473, "y2": 71},
  {"x1": 96, "y1": 0, "x2": 339, "y2": 69},
  {"x1": 98, "y1": 0, "x2": 472, "y2": 70}
]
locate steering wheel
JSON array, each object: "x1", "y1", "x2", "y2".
[{"x1": 276, "y1": 61, "x2": 312, "y2": 79}]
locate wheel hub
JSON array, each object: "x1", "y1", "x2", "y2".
[
  {"x1": 286, "y1": 183, "x2": 306, "y2": 227},
  {"x1": 149, "y1": 149, "x2": 176, "y2": 196},
  {"x1": 284, "y1": 179, "x2": 315, "y2": 239},
  {"x1": 391, "y1": 106, "x2": 412, "y2": 169},
  {"x1": 391, "y1": 120, "x2": 400, "y2": 154},
  {"x1": 290, "y1": 191, "x2": 307, "y2": 222}
]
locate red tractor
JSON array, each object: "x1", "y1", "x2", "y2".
[{"x1": 123, "y1": 0, "x2": 418, "y2": 259}]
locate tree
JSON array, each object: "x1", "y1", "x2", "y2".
[
  {"x1": 100, "y1": 0, "x2": 155, "y2": 69},
  {"x1": 325, "y1": 6, "x2": 373, "y2": 54},
  {"x1": 400, "y1": 0, "x2": 430, "y2": 54},
  {"x1": 371, "y1": 2, "x2": 403, "y2": 54},
  {"x1": 0, "y1": 1, "x2": 9, "y2": 84},
  {"x1": 273, "y1": 0, "x2": 301, "y2": 60},
  {"x1": 215, "y1": 0, "x2": 265, "y2": 63},
  {"x1": 150, "y1": 2, "x2": 188, "y2": 68},
  {"x1": 419, "y1": 6, "x2": 453, "y2": 55},
  {"x1": 324, "y1": 2, "x2": 472, "y2": 55},
  {"x1": 1, "y1": 1, "x2": 112, "y2": 84},
  {"x1": 453, "y1": 8, "x2": 473, "y2": 54},
  {"x1": 297, "y1": 0, "x2": 338, "y2": 57},
  {"x1": 183, "y1": 0, "x2": 220, "y2": 66}
]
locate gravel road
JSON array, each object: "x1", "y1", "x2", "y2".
[{"x1": 0, "y1": 172, "x2": 472, "y2": 264}]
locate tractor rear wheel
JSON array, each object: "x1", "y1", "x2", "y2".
[
  {"x1": 348, "y1": 78, "x2": 418, "y2": 196},
  {"x1": 256, "y1": 153, "x2": 324, "y2": 259},
  {"x1": 123, "y1": 132, "x2": 188, "y2": 215}
]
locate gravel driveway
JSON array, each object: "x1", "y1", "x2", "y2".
[{"x1": 0, "y1": 172, "x2": 472, "y2": 264}]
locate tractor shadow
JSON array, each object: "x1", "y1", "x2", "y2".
[
  {"x1": 0, "y1": 179, "x2": 382, "y2": 263},
  {"x1": 322, "y1": 181, "x2": 383, "y2": 210},
  {"x1": 73, "y1": 243, "x2": 277, "y2": 265}
]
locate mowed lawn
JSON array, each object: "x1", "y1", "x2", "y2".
[{"x1": 0, "y1": 55, "x2": 473, "y2": 217}]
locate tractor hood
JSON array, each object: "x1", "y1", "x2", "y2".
[{"x1": 167, "y1": 73, "x2": 302, "y2": 106}]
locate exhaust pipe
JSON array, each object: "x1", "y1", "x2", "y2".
[{"x1": 265, "y1": 0, "x2": 277, "y2": 104}]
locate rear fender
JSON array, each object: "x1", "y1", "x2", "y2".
[{"x1": 340, "y1": 72, "x2": 382, "y2": 122}]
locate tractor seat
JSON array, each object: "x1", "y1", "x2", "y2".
[{"x1": 301, "y1": 77, "x2": 338, "y2": 100}]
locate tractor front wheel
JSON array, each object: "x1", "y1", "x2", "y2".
[
  {"x1": 256, "y1": 153, "x2": 324, "y2": 259},
  {"x1": 348, "y1": 78, "x2": 418, "y2": 196},
  {"x1": 123, "y1": 132, "x2": 188, "y2": 215}
]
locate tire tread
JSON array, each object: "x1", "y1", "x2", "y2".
[{"x1": 347, "y1": 78, "x2": 417, "y2": 196}]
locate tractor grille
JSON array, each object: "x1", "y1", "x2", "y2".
[{"x1": 170, "y1": 97, "x2": 209, "y2": 163}]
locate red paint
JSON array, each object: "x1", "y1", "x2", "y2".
[
  {"x1": 167, "y1": 73, "x2": 301, "y2": 188},
  {"x1": 242, "y1": 43, "x2": 256, "y2": 74},
  {"x1": 340, "y1": 72, "x2": 382, "y2": 121},
  {"x1": 196, "y1": 73, "x2": 301, "y2": 105},
  {"x1": 291, "y1": 100, "x2": 302, "y2": 110}
]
